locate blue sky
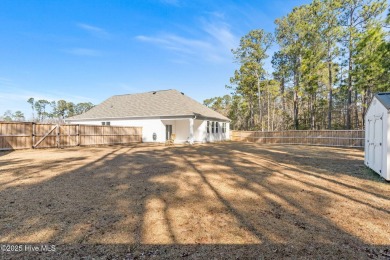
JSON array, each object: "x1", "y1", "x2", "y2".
[{"x1": 0, "y1": 0, "x2": 311, "y2": 118}]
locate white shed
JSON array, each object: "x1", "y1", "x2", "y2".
[{"x1": 365, "y1": 92, "x2": 390, "y2": 181}]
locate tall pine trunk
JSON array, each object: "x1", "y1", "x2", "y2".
[
  {"x1": 311, "y1": 92, "x2": 316, "y2": 130},
  {"x1": 256, "y1": 77, "x2": 262, "y2": 131},
  {"x1": 346, "y1": 13, "x2": 353, "y2": 130},
  {"x1": 272, "y1": 98, "x2": 276, "y2": 131},
  {"x1": 362, "y1": 87, "x2": 368, "y2": 127},
  {"x1": 267, "y1": 83, "x2": 270, "y2": 131},
  {"x1": 280, "y1": 77, "x2": 286, "y2": 130},
  {"x1": 293, "y1": 61, "x2": 299, "y2": 130},
  {"x1": 354, "y1": 90, "x2": 359, "y2": 129},
  {"x1": 249, "y1": 96, "x2": 254, "y2": 130},
  {"x1": 281, "y1": 78, "x2": 286, "y2": 113},
  {"x1": 347, "y1": 48, "x2": 352, "y2": 129},
  {"x1": 327, "y1": 47, "x2": 333, "y2": 130},
  {"x1": 293, "y1": 87, "x2": 299, "y2": 130}
]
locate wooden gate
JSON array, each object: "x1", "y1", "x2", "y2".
[
  {"x1": 33, "y1": 124, "x2": 58, "y2": 148},
  {"x1": 32, "y1": 124, "x2": 80, "y2": 148}
]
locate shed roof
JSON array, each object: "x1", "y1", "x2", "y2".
[
  {"x1": 375, "y1": 92, "x2": 390, "y2": 110},
  {"x1": 67, "y1": 89, "x2": 230, "y2": 121}
]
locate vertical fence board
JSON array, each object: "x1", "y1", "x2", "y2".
[{"x1": 0, "y1": 122, "x2": 33, "y2": 150}]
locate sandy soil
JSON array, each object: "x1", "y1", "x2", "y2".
[{"x1": 0, "y1": 142, "x2": 389, "y2": 259}]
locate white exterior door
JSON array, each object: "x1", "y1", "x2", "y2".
[
  {"x1": 367, "y1": 115, "x2": 383, "y2": 173},
  {"x1": 166, "y1": 125, "x2": 173, "y2": 140}
]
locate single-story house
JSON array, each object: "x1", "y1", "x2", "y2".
[{"x1": 65, "y1": 89, "x2": 230, "y2": 143}]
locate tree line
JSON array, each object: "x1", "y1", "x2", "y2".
[
  {"x1": 1, "y1": 110, "x2": 25, "y2": 122},
  {"x1": 27, "y1": 98, "x2": 94, "y2": 123},
  {"x1": 204, "y1": 0, "x2": 389, "y2": 131},
  {"x1": 0, "y1": 98, "x2": 94, "y2": 123}
]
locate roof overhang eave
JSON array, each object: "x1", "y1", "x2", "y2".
[
  {"x1": 65, "y1": 114, "x2": 197, "y2": 122},
  {"x1": 65, "y1": 114, "x2": 231, "y2": 122},
  {"x1": 193, "y1": 114, "x2": 230, "y2": 122}
]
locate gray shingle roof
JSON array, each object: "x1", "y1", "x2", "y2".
[
  {"x1": 67, "y1": 89, "x2": 230, "y2": 121},
  {"x1": 375, "y1": 92, "x2": 390, "y2": 110}
]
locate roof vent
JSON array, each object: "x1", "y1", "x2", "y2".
[
  {"x1": 181, "y1": 92, "x2": 184, "y2": 95},
  {"x1": 153, "y1": 91, "x2": 157, "y2": 94}
]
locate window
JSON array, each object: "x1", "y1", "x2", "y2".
[
  {"x1": 102, "y1": 122, "x2": 110, "y2": 126},
  {"x1": 222, "y1": 123, "x2": 226, "y2": 133},
  {"x1": 211, "y1": 122, "x2": 215, "y2": 133},
  {"x1": 101, "y1": 122, "x2": 106, "y2": 126},
  {"x1": 207, "y1": 121, "x2": 210, "y2": 133},
  {"x1": 216, "y1": 122, "x2": 219, "y2": 133}
]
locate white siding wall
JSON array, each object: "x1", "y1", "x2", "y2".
[
  {"x1": 176, "y1": 119, "x2": 190, "y2": 142},
  {"x1": 194, "y1": 120, "x2": 207, "y2": 142},
  {"x1": 69, "y1": 119, "x2": 166, "y2": 142},
  {"x1": 387, "y1": 113, "x2": 390, "y2": 180},
  {"x1": 382, "y1": 111, "x2": 390, "y2": 181},
  {"x1": 194, "y1": 119, "x2": 230, "y2": 142},
  {"x1": 67, "y1": 118, "x2": 230, "y2": 143},
  {"x1": 365, "y1": 97, "x2": 389, "y2": 180}
]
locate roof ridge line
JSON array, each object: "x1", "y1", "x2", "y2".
[{"x1": 112, "y1": 89, "x2": 176, "y2": 97}]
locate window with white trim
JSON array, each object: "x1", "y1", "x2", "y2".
[
  {"x1": 216, "y1": 122, "x2": 219, "y2": 133},
  {"x1": 207, "y1": 121, "x2": 210, "y2": 133},
  {"x1": 211, "y1": 122, "x2": 215, "y2": 133},
  {"x1": 222, "y1": 123, "x2": 226, "y2": 133}
]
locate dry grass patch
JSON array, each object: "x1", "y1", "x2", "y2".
[{"x1": 0, "y1": 143, "x2": 389, "y2": 259}]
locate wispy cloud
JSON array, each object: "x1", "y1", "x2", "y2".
[
  {"x1": 77, "y1": 23, "x2": 109, "y2": 38},
  {"x1": 135, "y1": 35, "x2": 171, "y2": 45},
  {"x1": 117, "y1": 83, "x2": 140, "y2": 92},
  {"x1": 64, "y1": 48, "x2": 102, "y2": 57},
  {"x1": 158, "y1": 0, "x2": 180, "y2": 6},
  {"x1": 136, "y1": 35, "x2": 212, "y2": 55},
  {"x1": 0, "y1": 85, "x2": 97, "y2": 116},
  {"x1": 201, "y1": 19, "x2": 236, "y2": 51},
  {"x1": 0, "y1": 92, "x2": 31, "y2": 102},
  {"x1": 135, "y1": 13, "x2": 238, "y2": 63},
  {"x1": 0, "y1": 77, "x2": 12, "y2": 82},
  {"x1": 169, "y1": 58, "x2": 190, "y2": 65},
  {"x1": 0, "y1": 77, "x2": 14, "y2": 87},
  {"x1": 203, "y1": 11, "x2": 225, "y2": 19},
  {"x1": 0, "y1": 89, "x2": 95, "y2": 104}
]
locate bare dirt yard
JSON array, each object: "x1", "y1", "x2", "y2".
[{"x1": 0, "y1": 142, "x2": 389, "y2": 259}]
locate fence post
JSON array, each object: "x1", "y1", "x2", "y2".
[
  {"x1": 32, "y1": 123, "x2": 36, "y2": 149},
  {"x1": 56, "y1": 124, "x2": 60, "y2": 148},
  {"x1": 77, "y1": 124, "x2": 80, "y2": 146}
]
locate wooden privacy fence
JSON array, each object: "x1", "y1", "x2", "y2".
[
  {"x1": 0, "y1": 122, "x2": 142, "y2": 150},
  {"x1": 231, "y1": 130, "x2": 365, "y2": 147}
]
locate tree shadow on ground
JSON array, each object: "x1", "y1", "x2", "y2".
[
  {"x1": 0, "y1": 143, "x2": 389, "y2": 259},
  {"x1": 0, "y1": 150, "x2": 12, "y2": 158},
  {"x1": 224, "y1": 142, "x2": 380, "y2": 181}
]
